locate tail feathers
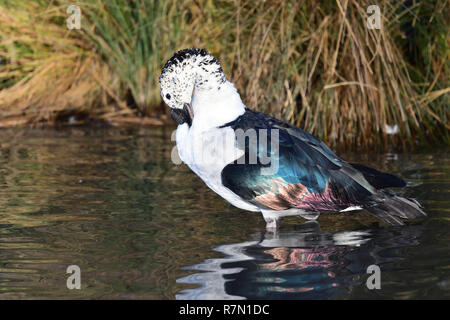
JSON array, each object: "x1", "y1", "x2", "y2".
[
  {"x1": 350, "y1": 163, "x2": 406, "y2": 189},
  {"x1": 365, "y1": 195, "x2": 427, "y2": 226}
]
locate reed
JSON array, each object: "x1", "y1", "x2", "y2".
[
  {"x1": 81, "y1": 0, "x2": 187, "y2": 116},
  {"x1": 188, "y1": 0, "x2": 449, "y2": 149},
  {"x1": 0, "y1": 0, "x2": 448, "y2": 149},
  {"x1": 0, "y1": 0, "x2": 128, "y2": 125}
]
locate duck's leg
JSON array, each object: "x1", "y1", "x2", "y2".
[
  {"x1": 298, "y1": 211, "x2": 320, "y2": 221},
  {"x1": 261, "y1": 210, "x2": 280, "y2": 232},
  {"x1": 261, "y1": 209, "x2": 319, "y2": 231}
]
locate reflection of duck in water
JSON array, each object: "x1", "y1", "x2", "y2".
[
  {"x1": 261, "y1": 246, "x2": 350, "y2": 272},
  {"x1": 177, "y1": 222, "x2": 422, "y2": 300},
  {"x1": 259, "y1": 246, "x2": 350, "y2": 293},
  {"x1": 258, "y1": 223, "x2": 369, "y2": 273}
]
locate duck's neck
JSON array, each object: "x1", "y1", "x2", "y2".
[{"x1": 190, "y1": 80, "x2": 245, "y2": 132}]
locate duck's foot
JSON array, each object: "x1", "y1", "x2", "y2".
[
  {"x1": 297, "y1": 220, "x2": 322, "y2": 233},
  {"x1": 298, "y1": 211, "x2": 320, "y2": 221}
]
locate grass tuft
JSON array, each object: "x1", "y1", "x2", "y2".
[{"x1": 0, "y1": 0, "x2": 448, "y2": 149}]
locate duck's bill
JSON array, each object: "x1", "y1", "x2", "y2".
[
  {"x1": 183, "y1": 103, "x2": 194, "y2": 120},
  {"x1": 170, "y1": 103, "x2": 193, "y2": 126}
]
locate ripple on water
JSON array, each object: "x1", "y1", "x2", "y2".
[{"x1": 0, "y1": 127, "x2": 448, "y2": 299}]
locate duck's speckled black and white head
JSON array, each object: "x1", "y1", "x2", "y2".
[{"x1": 159, "y1": 48, "x2": 226, "y2": 110}]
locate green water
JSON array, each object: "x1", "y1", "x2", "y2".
[{"x1": 0, "y1": 126, "x2": 448, "y2": 299}]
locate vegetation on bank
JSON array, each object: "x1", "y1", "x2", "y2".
[{"x1": 0, "y1": 0, "x2": 448, "y2": 149}]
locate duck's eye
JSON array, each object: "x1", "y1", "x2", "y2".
[{"x1": 165, "y1": 93, "x2": 171, "y2": 100}]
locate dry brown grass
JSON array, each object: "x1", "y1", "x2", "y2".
[
  {"x1": 187, "y1": 0, "x2": 448, "y2": 148},
  {"x1": 0, "y1": 0, "x2": 448, "y2": 149},
  {"x1": 0, "y1": 1, "x2": 127, "y2": 126}
]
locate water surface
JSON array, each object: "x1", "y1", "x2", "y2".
[{"x1": 0, "y1": 126, "x2": 448, "y2": 299}]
